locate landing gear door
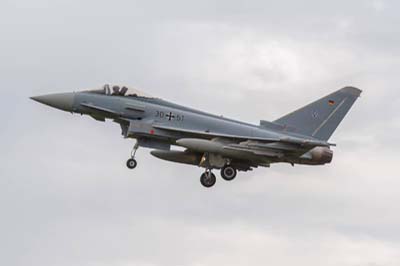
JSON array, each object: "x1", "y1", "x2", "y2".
[
  {"x1": 127, "y1": 120, "x2": 155, "y2": 137},
  {"x1": 126, "y1": 120, "x2": 171, "y2": 150}
]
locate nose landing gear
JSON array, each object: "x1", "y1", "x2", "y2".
[
  {"x1": 126, "y1": 158, "x2": 137, "y2": 169},
  {"x1": 126, "y1": 141, "x2": 139, "y2": 169}
]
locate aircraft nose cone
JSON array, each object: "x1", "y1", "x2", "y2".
[{"x1": 31, "y1": 93, "x2": 75, "y2": 112}]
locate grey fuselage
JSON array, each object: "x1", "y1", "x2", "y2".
[{"x1": 33, "y1": 85, "x2": 364, "y2": 171}]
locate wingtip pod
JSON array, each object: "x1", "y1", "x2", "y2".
[{"x1": 341, "y1": 86, "x2": 362, "y2": 97}]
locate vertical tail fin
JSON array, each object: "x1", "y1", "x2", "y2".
[{"x1": 274, "y1": 87, "x2": 362, "y2": 141}]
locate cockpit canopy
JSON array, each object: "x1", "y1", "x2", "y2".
[{"x1": 86, "y1": 84, "x2": 153, "y2": 98}]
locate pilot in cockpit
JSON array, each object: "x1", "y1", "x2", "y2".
[
  {"x1": 112, "y1": 86, "x2": 120, "y2": 95},
  {"x1": 86, "y1": 84, "x2": 152, "y2": 98},
  {"x1": 111, "y1": 86, "x2": 131, "y2": 96}
]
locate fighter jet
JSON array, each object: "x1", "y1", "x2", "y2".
[{"x1": 31, "y1": 84, "x2": 362, "y2": 188}]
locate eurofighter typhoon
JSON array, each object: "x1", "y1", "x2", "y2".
[{"x1": 31, "y1": 85, "x2": 362, "y2": 188}]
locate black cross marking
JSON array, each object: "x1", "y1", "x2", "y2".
[{"x1": 166, "y1": 112, "x2": 175, "y2": 121}]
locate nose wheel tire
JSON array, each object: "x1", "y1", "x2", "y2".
[
  {"x1": 200, "y1": 172, "x2": 216, "y2": 188},
  {"x1": 126, "y1": 158, "x2": 137, "y2": 169},
  {"x1": 221, "y1": 165, "x2": 237, "y2": 181}
]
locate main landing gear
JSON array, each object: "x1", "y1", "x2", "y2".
[
  {"x1": 200, "y1": 170, "x2": 216, "y2": 188},
  {"x1": 200, "y1": 165, "x2": 238, "y2": 188},
  {"x1": 220, "y1": 165, "x2": 237, "y2": 181},
  {"x1": 126, "y1": 141, "x2": 139, "y2": 169}
]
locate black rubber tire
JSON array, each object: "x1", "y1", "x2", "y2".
[
  {"x1": 221, "y1": 165, "x2": 237, "y2": 181},
  {"x1": 126, "y1": 158, "x2": 137, "y2": 169},
  {"x1": 200, "y1": 172, "x2": 216, "y2": 188}
]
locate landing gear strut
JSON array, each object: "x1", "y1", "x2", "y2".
[
  {"x1": 126, "y1": 141, "x2": 139, "y2": 169},
  {"x1": 200, "y1": 170, "x2": 216, "y2": 188},
  {"x1": 221, "y1": 165, "x2": 237, "y2": 181}
]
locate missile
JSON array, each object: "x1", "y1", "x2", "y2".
[{"x1": 150, "y1": 150, "x2": 202, "y2": 165}]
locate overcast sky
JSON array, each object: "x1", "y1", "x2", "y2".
[{"x1": 1, "y1": 0, "x2": 400, "y2": 265}]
